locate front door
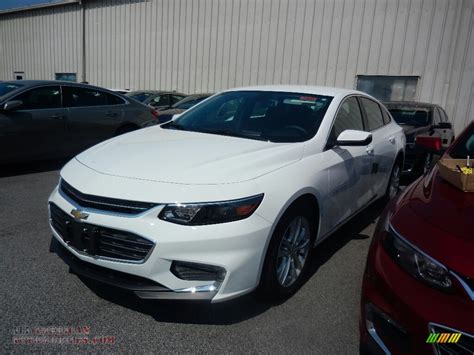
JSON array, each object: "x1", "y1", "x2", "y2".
[{"x1": 1, "y1": 85, "x2": 67, "y2": 162}]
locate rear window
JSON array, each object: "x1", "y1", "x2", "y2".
[
  {"x1": 0, "y1": 83, "x2": 23, "y2": 97},
  {"x1": 63, "y1": 86, "x2": 123, "y2": 107},
  {"x1": 388, "y1": 108, "x2": 430, "y2": 127}
]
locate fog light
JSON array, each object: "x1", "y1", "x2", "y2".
[{"x1": 171, "y1": 261, "x2": 226, "y2": 282}]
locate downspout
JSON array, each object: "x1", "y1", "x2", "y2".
[{"x1": 80, "y1": 0, "x2": 86, "y2": 83}]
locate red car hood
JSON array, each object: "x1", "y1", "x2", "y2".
[{"x1": 391, "y1": 166, "x2": 474, "y2": 279}]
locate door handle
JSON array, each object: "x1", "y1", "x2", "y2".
[
  {"x1": 388, "y1": 136, "x2": 395, "y2": 144},
  {"x1": 106, "y1": 111, "x2": 118, "y2": 117},
  {"x1": 51, "y1": 114, "x2": 65, "y2": 120},
  {"x1": 366, "y1": 145, "x2": 374, "y2": 155}
]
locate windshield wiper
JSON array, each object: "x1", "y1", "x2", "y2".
[
  {"x1": 194, "y1": 129, "x2": 268, "y2": 141},
  {"x1": 162, "y1": 122, "x2": 188, "y2": 131}
]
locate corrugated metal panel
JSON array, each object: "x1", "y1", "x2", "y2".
[{"x1": 0, "y1": 0, "x2": 472, "y2": 132}]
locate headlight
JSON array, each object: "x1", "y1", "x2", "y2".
[
  {"x1": 383, "y1": 224, "x2": 453, "y2": 290},
  {"x1": 158, "y1": 194, "x2": 264, "y2": 225}
]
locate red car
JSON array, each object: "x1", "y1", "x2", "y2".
[{"x1": 360, "y1": 121, "x2": 474, "y2": 354}]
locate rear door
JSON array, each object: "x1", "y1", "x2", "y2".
[
  {"x1": 0, "y1": 85, "x2": 67, "y2": 162},
  {"x1": 359, "y1": 97, "x2": 397, "y2": 197},
  {"x1": 62, "y1": 86, "x2": 125, "y2": 154}
]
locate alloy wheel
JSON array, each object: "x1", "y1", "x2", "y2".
[
  {"x1": 276, "y1": 216, "x2": 311, "y2": 288},
  {"x1": 389, "y1": 164, "x2": 401, "y2": 200}
]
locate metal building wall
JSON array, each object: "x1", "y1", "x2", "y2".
[{"x1": 0, "y1": 0, "x2": 473, "y2": 133}]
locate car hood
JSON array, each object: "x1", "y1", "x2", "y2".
[
  {"x1": 391, "y1": 166, "x2": 474, "y2": 278},
  {"x1": 76, "y1": 126, "x2": 304, "y2": 185}
]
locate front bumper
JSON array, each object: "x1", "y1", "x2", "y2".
[
  {"x1": 48, "y1": 185, "x2": 273, "y2": 302},
  {"x1": 360, "y1": 234, "x2": 474, "y2": 354}
]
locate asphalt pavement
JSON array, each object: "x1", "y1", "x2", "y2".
[{"x1": 0, "y1": 160, "x2": 385, "y2": 354}]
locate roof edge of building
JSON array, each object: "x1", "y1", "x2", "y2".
[{"x1": 0, "y1": 0, "x2": 81, "y2": 16}]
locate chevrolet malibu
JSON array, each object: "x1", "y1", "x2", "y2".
[{"x1": 48, "y1": 86, "x2": 405, "y2": 302}]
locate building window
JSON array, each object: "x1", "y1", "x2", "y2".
[
  {"x1": 55, "y1": 73, "x2": 77, "y2": 82},
  {"x1": 356, "y1": 75, "x2": 418, "y2": 102},
  {"x1": 14, "y1": 71, "x2": 24, "y2": 80}
]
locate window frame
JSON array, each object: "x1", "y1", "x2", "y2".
[{"x1": 11, "y1": 84, "x2": 63, "y2": 111}]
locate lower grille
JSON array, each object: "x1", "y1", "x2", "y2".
[
  {"x1": 429, "y1": 324, "x2": 474, "y2": 355},
  {"x1": 50, "y1": 203, "x2": 154, "y2": 262}
]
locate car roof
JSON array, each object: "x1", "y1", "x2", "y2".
[
  {"x1": 224, "y1": 85, "x2": 366, "y2": 98},
  {"x1": 1, "y1": 80, "x2": 119, "y2": 92},
  {"x1": 128, "y1": 90, "x2": 186, "y2": 95}
]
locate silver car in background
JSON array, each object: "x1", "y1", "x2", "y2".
[{"x1": 0, "y1": 80, "x2": 158, "y2": 164}]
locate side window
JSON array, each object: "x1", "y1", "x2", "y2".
[
  {"x1": 107, "y1": 93, "x2": 125, "y2": 105},
  {"x1": 15, "y1": 86, "x2": 61, "y2": 109},
  {"x1": 63, "y1": 86, "x2": 109, "y2": 107},
  {"x1": 381, "y1": 106, "x2": 392, "y2": 124},
  {"x1": 150, "y1": 94, "x2": 170, "y2": 107},
  {"x1": 331, "y1": 97, "x2": 364, "y2": 140},
  {"x1": 359, "y1": 97, "x2": 384, "y2": 131},
  {"x1": 171, "y1": 95, "x2": 186, "y2": 104}
]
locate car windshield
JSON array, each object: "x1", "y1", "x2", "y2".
[
  {"x1": 0, "y1": 82, "x2": 23, "y2": 97},
  {"x1": 127, "y1": 92, "x2": 155, "y2": 102},
  {"x1": 388, "y1": 108, "x2": 431, "y2": 126},
  {"x1": 173, "y1": 96, "x2": 208, "y2": 110},
  {"x1": 450, "y1": 126, "x2": 474, "y2": 159},
  {"x1": 162, "y1": 91, "x2": 333, "y2": 143}
]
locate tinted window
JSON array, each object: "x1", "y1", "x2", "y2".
[
  {"x1": 63, "y1": 86, "x2": 119, "y2": 107},
  {"x1": 15, "y1": 86, "x2": 61, "y2": 109},
  {"x1": 164, "y1": 91, "x2": 333, "y2": 143},
  {"x1": 127, "y1": 92, "x2": 154, "y2": 102},
  {"x1": 0, "y1": 82, "x2": 23, "y2": 97},
  {"x1": 381, "y1": 107, "x2": 392, "y2": 124},
  {"x1": 150, "y1": 94, "x2": 170, "y2": 107},
  {"x1": 331, "y1": 97, "x2": 364, "y2": 139},
  {"x1": 387, "y1": 107, "x2": 430, "y2": 127},
  {"x1": 360, "y1": 98, "x2": 384, "y2": 131},
  {"x1": 171, "y1": 95, "x2": 186, "y2": 104}
]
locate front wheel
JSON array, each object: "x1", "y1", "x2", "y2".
[{"x1": 258, "y1": 204, "x2": 316, "y2": 300}]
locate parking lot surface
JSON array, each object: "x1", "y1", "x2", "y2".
[{"x1": 0, "y1": 162, "x2": 385, "y2": 354}]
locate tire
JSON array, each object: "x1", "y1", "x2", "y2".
[
  {"x1": 384, "y1": 160, "x2": 402, "y2": 203},
  {"x1": 258, "y1": 203, "x2": 316, "y2": 301}
]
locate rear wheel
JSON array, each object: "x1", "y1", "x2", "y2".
[
  {"x1": 258, "y1": 204, "x2": 316, "y2": 300},
  {"x1": 384, "y1": 161, "x2": 401, "y2": 202}
]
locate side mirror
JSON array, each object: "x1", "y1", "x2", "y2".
[
  {"x1": 3, "y1": 100, "x2": 23, "y2": 111},
  {"x1": 336, "y1": 130, "x2": 373, "y2": 146},
  {"x1": 415, "y1": 135, "x2": 443, "y2": 153},
  {"x1": 432, "y1": 122, "x2": 452, "y2": 130}
]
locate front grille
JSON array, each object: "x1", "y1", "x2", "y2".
[
  {"x1": 429, "y1": 324, "x2": 474, "y2": 355},
  {"x1": 60, "y1": 179, "x2": 157, "y2": 215},
  {"x1": 50, "y1": 203, "x2": 154, "y2": 262}
]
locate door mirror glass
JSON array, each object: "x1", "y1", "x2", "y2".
[
  {"x1": 336, "y1": 130, "x2": 372, "y2": 146},
  {"x1": 3, "y1": 100, "x2": 23, "y2": 111}
]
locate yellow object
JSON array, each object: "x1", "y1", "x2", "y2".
[{"x1": 460, "y1": 167, "x2": 473, "y2": 175}]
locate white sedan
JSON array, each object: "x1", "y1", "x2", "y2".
[{"x1": 48, "y1": 85, "x2": 405, "y2": 302}]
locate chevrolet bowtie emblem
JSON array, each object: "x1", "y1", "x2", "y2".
[{"x1": 70, "y1": 209, "x2": 89, "y2": 220}]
